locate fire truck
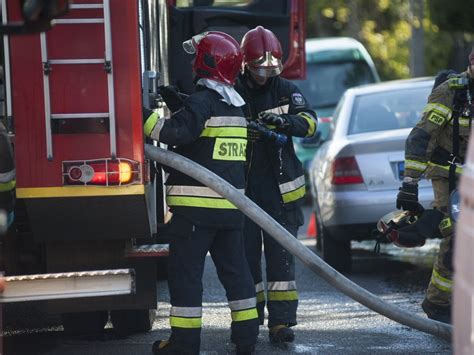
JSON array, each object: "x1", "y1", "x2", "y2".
[{"x1": 0, "y1": 0, "x2": 306, "y2": 334}]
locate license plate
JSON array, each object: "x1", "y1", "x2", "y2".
[{"x1": 398, "y1": 162, "x2": 404, "y2": 180}]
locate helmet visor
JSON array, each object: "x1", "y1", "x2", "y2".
[
  {"x1": 182, "y1": 33, "x2": 208, "y2": 54},
  {"x1": 247, "y1": 51, "x2": 282, "y2": 77}
]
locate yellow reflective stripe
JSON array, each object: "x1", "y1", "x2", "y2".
[
  {"x1": 449, "y1": 117, "x2": 472, "y2": 127},
  {"x1": 279, "y1": 175, "x2": 305, "y2": 194},
  {"x1": 170, "y1": 316, "x2": 202, "y2": 329},
  {"x1": 423, "y1": 103, "x2": 452, "y2": 119},
  {"x1": 16, "y1": 185, "x2": 145, "y2": 198},
  {"x1": 212, "y1": 138, "x2": 247, "y2": 161},
  {"x1": 231, "y1": 308, "x2": 258, "y2": 322},
  {"x1": 166, "y1": 196, "x2": 237, "y2": 209},
  {"x1": 439, "y1": 217, "x2": 452, "y2": 231},
  {"x1": 0, "y1": 179, "x2": 15, "y2": 192},
  {"x1": 431, "y1": 269, "x2": 453, "y2": 292},
  {"x1": 267, "y1": 290, "x2": 298, "y2": 301},
  {"x1": 298, "y1": 112, "x2": 317, "y2": 137},
  {"x1": 427, "y1": 112, "x2": 446, "y2": 126},
  {"x1": 405, "y1": 160, "x2": 427, "y2": 172},
  {"x1": 200, "y1": 126, "x2": 247, "y2": 138},
  {"x1": 282, "y1": 185, "x2": 305, "y2": 203},
  {"x1": 143, "y1": 112, "x2": 159, "y2": 137},
  {"x1": 256, "y1": 291, "x2": 265, "y2": 303},
  {"x1": 427, "y1": 161, "x2": 463, "y2": 174}
]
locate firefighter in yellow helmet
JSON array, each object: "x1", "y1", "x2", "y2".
[{"x1": 397, "y1": 44, "x2": 474, "y2": 323}]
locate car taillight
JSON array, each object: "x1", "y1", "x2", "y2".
[
  {"x1": 63, "y1": 159, "x2": 141, "y2": 186},
  {"x1": 331, "y1": 156, "x2": 363, "y2": 185}
]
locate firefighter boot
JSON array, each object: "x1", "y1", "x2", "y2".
[
  {"x1": 269, "y1": 325, "x2": 295, "y2": 343},
  {"x1": 421, "y1": 299, "x2": 451, "y2": 324},
  {"x1": 152, "y1": 340, "x2": 198, "y2": 355}
]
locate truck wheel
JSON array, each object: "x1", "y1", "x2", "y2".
[
  {"x1": 61, "y1": 311, "x2": 108, "y2": 335},
  {"x1": 111, "y1": 309, "x2": 155, "y2": 336},
  {"x1": 321, "y1": 228, "x2": 352, "y2": 273}
]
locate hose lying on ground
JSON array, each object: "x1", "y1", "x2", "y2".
[{"x1": 145, "y1": 144, "x2": 452, "y2": 341}]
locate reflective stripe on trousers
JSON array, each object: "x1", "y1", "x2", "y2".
[
  {"x1": 170, "y1": 306, "x2": 202, "y2": 329},
  {"x1": 229, "y1": 297, "x2": 258, "y2": 322}
]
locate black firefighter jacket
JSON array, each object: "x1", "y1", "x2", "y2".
[
  {"x1": 144, "y1": 87, "x2": 247, "y2": 229},
  {"x1": 235, "y1": 75, "x2": 317, "y2": 225}
]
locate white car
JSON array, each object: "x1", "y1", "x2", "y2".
[{"x1": 309, "y1": 78, "x2": 435, "y2": 272}]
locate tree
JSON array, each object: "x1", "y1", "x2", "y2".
[{"x1": 428, "y1": 0, "x2": 474, "y2": 33}]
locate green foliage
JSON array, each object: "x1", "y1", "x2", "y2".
[
  {"x1": 305, "y1": 0, "x2": 470, "y2": 80},
  {"x1": 428, "y1": 0, "x2": 474, "y2": 32}
]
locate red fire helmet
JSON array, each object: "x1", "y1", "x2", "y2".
[
  {"x1": 240, "y1": 26, "x2": 283, "y2": 78},
  {"x1": 182, "y1": 31, "x2": 243, "y2": 85}
]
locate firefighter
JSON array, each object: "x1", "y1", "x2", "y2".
[
  {"x1": 143, "y1": 31, "x2": 259, "y2": 355},
  {"x1": 0, "y1": 120, "x2": 15, "y2": 231},
  {"x1": 235, "y1": 26, "x2": 317, "y2": 343},
  {"x1": 396, "y1": 45, "x2": 474, "y2": 323}
]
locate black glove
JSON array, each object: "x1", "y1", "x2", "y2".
[
  {"x1": 396, "y1": 182, "x2": 419, "y2": 211},
  {"x1": 158, "y1": 85, "x2": 184, "y2": 112},
  {"x1": 259, "y1": 112, "x2": 288, "y2": 129}
]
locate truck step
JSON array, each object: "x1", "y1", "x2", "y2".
[
  {"x1": 0, "y1": 268, "x2": 134, "y2": 303},
  {"x1": 127, "y1": 244, "x2": 169, "y2": 258}
]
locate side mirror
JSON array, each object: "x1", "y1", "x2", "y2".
[
  {"x1": 0, "y1": 0, "x2": 71, "y2": 35},
  {"x1": 301, "y1": 131, "x2": 322, "y2": 148},
  {"x1": 448, "y1": 189, "x2": 460, "y2": 222}
]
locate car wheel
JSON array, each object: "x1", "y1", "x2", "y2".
[{"x1": 321, "y1": 227, "x2": 352, "y2": 273}]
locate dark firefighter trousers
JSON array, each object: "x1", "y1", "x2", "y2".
[
  {"x1": 425, "y1": 178, "x2": 454, "y2": 306},
  {"x1": 244, "y1": 217, "x2": 298, "y2": 327},
  {"x1": 167, "y1": 214, "x2": 259, "y2": 352}
]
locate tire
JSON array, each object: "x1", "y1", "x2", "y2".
[
  {"x1": 320, "y1": 227, "x2": 352, "y2": 273},
  {"x1": 61, "y1": 311, "x2": 108, "y2": 335},
  {"x1": 111, "y1": 309, "x2": 156, "y2": 336}
]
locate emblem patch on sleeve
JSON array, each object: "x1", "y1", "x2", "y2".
[
  {"x1": 427, "y1": 112, "x2": 445, "y2": 126},
  {"x1": 291, "y1": 93, "x2": 305, "y2": 105}
]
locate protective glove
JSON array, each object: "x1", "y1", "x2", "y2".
[
  {"x1": 259, "y1": 112, "x2": 288, "y2": 129},
  {"x1": 396, "y1": 182, "x2": 419, "y2": 211},
  {"x1": 158, "y1": 85, "x2": 184, "y2": 112}
]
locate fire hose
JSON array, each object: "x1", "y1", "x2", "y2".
[{"x1": 145, "y1": 144, "x2": 452, "y2": 341}]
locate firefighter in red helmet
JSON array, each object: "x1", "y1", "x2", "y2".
[
  {"x1": 235, "y1": 26, "x2": 318, "y2": 344},
  {"x1": 144, "y1": 31, "x2": 259, "y2": 354}
]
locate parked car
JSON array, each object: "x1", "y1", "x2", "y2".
[
  {"x1": 309, "y1": 78, "x2": 435, "y2": 272},
  {"x1": 293, "y1": 37, "x2": 380, "y2": 185}
]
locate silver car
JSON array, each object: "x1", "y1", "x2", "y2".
[{"x1": 309, "y1": 78, "x2": 435, "y2": 272}]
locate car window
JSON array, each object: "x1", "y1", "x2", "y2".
[
  {"x1": 348, "y1": 85, "x2": 432, "y2": 135},
  {"x1": 295, "y1": 61, "x2": 375, "y2": 109}
]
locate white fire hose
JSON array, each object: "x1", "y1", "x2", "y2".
[{"x1": 145, "y1": 144, "x2": 452, "y2": 341}]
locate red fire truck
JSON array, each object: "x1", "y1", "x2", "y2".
[{"x1": 0, "y1": 0, "x2": 306, "y2": 334}]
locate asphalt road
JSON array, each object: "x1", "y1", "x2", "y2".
[{"x1": 2, "y1": 206, "x2": 453, "y2": 354}]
